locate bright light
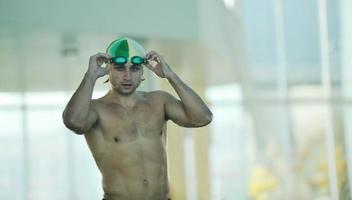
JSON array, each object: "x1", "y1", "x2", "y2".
[
  {"x1": 206, "y1": 83, "x2": 242, "y2": 102},
  {"x1": 223, "y1": 0, "x2": 236, "y2": 9},
  {"x1": 0, "y1": 91, "x2": 107, "y2": 106}
]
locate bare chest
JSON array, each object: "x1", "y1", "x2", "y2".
[{"x1": 96, "y1": 101, "x2": 165, "y2": 143}]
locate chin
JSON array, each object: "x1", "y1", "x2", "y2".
[{"x1": 118, "y1": 88, "x2": 137, "y2": 96}]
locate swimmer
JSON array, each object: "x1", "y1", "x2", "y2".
[{"x1": 62, "y1": 37, "x2": 212, "y2": 200}]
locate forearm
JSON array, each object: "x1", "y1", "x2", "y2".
[
  {"x1": 63, "y1": 72, "x2": 97, "y2": 125},
  {"x1": 167, "y1": 72, "x2": 212, "y2": 123}
]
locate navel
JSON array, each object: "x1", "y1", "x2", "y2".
[{"x1": 114, "y1": 136, "x2": 120, "y2": 143}]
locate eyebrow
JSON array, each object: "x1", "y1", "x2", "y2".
[{"x1": 113, "y1": 65, "x2": 141, "y2": 69}]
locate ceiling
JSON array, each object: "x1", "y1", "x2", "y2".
[
  {"x1": 0, "y1": 0, "x2": 245, "y2": 92},
  {"x1": 0, "y1": 0, "x2": 200, "y2": 40},
  {"x1": 0, "y1": 0, "x2": 342, "y2": 93}
]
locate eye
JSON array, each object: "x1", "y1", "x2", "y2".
[
  {"x1": 130, "y1": 66, "x2": 141, "y2": 72},
  {"x1": 114, "y1": 65, "x2": 125, "y2": 71}
]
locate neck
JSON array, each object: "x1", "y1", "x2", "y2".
[{"x1": 108, "y1": 88, "x2": 139, "y2": 107}]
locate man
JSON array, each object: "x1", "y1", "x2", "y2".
[{"x1": 62, "y1": 37, "x2": 212, "y2": 200}]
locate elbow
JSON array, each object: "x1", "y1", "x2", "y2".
[
  {"x1": 202, "y1": 111, "x2": 213, "y2": 126},
  {"x1": 63, "y1": 118, "x2": 84, "y2": 135},
  {"x1": 207, "y1": 111, "x2": 213, "y2": 123},
  {"x1": 193, "y1": 111, "x2": 213, "y2": 127},
  {"x1": 62, "y1": 110, "x2": 76, "y2": 129},
  {"x1": 62, "y1": 112, "x2": 85, "y2": 135},
  {"x1": 62, "y1": 117, "x2": 76, "y2": 129}
]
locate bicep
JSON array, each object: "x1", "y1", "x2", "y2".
[
  {"x1": 85, "y1": 108, "x2": 98, "y2": 129},
  {"x1": 74, "y1": 109, "x2": 98, "y2": 134},
  {"x1": 63, "y1": 106, "x2": 99, "y2": 135},
  {"x1": 163, "y1": 93, "x2": 195, "y2": 127}
]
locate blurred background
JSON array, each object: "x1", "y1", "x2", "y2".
[{"x1": 0, "y1": 0, "x2": 351, "y2": 199}]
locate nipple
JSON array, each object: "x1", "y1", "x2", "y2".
[{"x1": 143, "y1": 179, "x2": 149, "y2": 186}]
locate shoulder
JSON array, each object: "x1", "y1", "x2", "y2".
[
  {"x1": 90, "y1": 95, "x2": 109, "y2": 110},
  {"x1": 144, "y1": 90, "x2": 176, "y2": 102}
]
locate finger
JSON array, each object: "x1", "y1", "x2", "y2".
[
  {"x1": 147, "y1": 60, "x2": 158, "y2": 67},
  {"x1": 146, "y1": 51, "x2": 162, "y2": 64},
  {"x1": 155, "y1": 56, "x2": 161, "y2": 63},
  {"x1": 146, "y1": 50, "x2": 159, "y2": 58},
  {"x1": 146, "y1": 52, "x2": 154, "y2": 60},
  {"x1": 146, "y1": 51, "x2": 153, "y2": 57},
  {"x1": 142, "y1": 63, "x2": 154, "y2": 71},
  {"x1": 95, "y1": 53, "x2": 111, "y2": 61},
  {"x1": 149, "y1": 54, "x2": 157, "y2": 60},
  {"x1": 97, "y1": 56, "x2": 112, "y2": 65},
  {"x1": 147, "y1": 55, "x2": 159, "y2": 64},
  {"x1": 96, "y1": 57, "x2": 107, "y2": 65}
]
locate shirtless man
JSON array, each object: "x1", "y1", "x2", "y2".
[{"x1": 62, "y1": 37, "x2": 212, "y2": 200}]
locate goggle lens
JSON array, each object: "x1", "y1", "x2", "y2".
[
  {"x1": 113, "y1": 57, "x2": 127, "y2": 65},
  {"x1": 110, "y1": 56, "x2": 145, "y2": 65},
  {"x1": 131, "y1": 56, "x2": 144, "y2": 65}
]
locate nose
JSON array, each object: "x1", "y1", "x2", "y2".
[
  {"x1": 123, "y1": 70, "x2": 131, "y2": 80},
  {"x1": 123, "y1": 62, "x2": 133, "y2": 80}
]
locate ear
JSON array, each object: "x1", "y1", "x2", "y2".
[
  {"x1": 106, "y1": 63, "x2": 112, "y2": 70},
  {"x1": 142, "y1": 67, "x2": 146, "y2": 80}
]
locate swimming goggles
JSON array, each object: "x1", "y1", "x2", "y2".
[{"x1": 108, "y1": 56, "x2": 146, "y2": 66}]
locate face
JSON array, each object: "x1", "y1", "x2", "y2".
[{"x1": 108, "y1": 62, "x2": 144, "y2": 95}]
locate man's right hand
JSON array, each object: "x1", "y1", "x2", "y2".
[{"x1": 87, "y1": 53, "x2": 111, "y2": 79}]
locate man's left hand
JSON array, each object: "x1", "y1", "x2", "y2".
[{"x1": 143, "y1": 51, "x2": 174, "y2": 79}]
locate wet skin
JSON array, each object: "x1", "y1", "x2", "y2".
[{"x1": 86, "y1": 91, "x2": 170, "y2": 200}]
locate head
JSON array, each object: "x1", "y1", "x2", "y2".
[{"x1": 105, "y1": 37, "x2": 146, "y2": 95}]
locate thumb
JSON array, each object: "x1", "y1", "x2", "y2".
[{"x1": 143, "y1": 63, "x2": 154, "y2": 71}]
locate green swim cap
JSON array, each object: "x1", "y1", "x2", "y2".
[{"x1": 106, "y1": 37, "x2": 146, "y2": 59}]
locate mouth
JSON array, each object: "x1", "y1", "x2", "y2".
[{"x1": 121, "y1": 83, "x2": 133, "y2": 88}]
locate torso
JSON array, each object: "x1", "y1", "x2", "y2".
[{"x1": 84, "y1": 91, "x2": 169, "y2": 200}]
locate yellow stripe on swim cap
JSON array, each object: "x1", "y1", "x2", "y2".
[{"x1": 106, "y1": 37, "x2": 146, "y2": 59}]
